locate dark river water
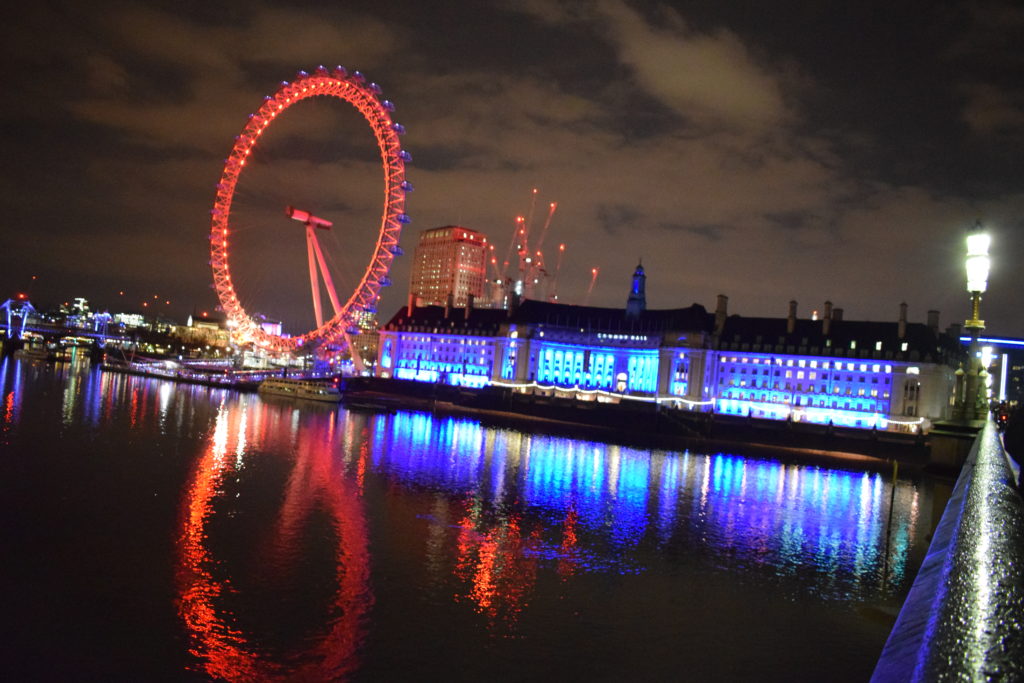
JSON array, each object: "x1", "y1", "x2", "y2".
[{"x1": 0, "y1": 354, "x2": 950, "y2": 681}]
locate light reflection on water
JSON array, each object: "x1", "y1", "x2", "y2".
[
  {"x1": 0, "y1": 359, "x2": 939, "y2": 681},
  {"x1": 177, "y1": 399, "x2": 371, "y2": 681},
  {"x1": 376, "y1": 410, "x2": 921, "y2": 600}
]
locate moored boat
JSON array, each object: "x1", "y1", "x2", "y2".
[
  {"x1": 258, "y1": 377, "x2": 342, "y2": 403},
  {"x1": 14, "y1": 345, "x2": 51, "y2": 361}
]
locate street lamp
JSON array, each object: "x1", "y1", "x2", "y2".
[
  {"x1": 961, "y1": 220, "x2": 991, "y2": 421},
  {"x1": 965, "y1": 220, "x2": 990, "y2": 329}
]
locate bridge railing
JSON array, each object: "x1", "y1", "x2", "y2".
[{"x1": 871, "y1": 421, "x2": 1024, "y2": 682}]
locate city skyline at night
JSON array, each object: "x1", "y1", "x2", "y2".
[{"x1": 2, "y1": 1, "x2": 1023, "y2": 337}]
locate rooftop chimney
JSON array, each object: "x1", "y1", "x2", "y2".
[
  {"x1": 715, "y1": 294, "x2": 728, "y2": 335},
  {"x1": 898, "y1": 302, "x2": 908, "y2": 340},
  {"x1": 823, "y1": 300, "x2": 833, "y2": 336},
  {"x1": 444, "y1": 292, "x2": 454, "y2": 319},
  {"x1": 833, "y1": 307, "x2": 844, "y2": 322},
  {"x1": 787, "y1": 300, "x2": 797, "y2": 335},
  {"x1": 927, "y1": 310, "x2": 940, "y2": 333},
  {"x1": 465, "y1": 293, "x2": 475, "y2": 321}
]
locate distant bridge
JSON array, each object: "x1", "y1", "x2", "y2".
[{"x1": 1, "y1": 298, "x2": 131, "y2": 348}]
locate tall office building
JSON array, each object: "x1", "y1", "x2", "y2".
[{"x1": 410, "y1": 226, "x2": 488, "y2": 307}]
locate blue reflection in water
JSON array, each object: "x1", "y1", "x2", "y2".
[
  {"x1": 8, "y1": 356, "x2": 920, "y2": 608},
  {"x1": 375, "y1": 410, "x2": 918, "y2": 598},
  {"x1": 375, "y1": 412, "x2": 489, "y2": 492}
]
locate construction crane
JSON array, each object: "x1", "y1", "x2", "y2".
[
  {"x1": 583, "y1": 267, "x2": 599, "y2": 306},
  {"x1": 548, "y1": 243, "x2": 566, "y2": 302}
]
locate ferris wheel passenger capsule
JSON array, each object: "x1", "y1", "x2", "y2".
[
  {"x1": 398, "y1": 214, "x2": 412, "y2": 224},
  {"x1": 369, "y1": 82, "x2": 382, "y2": 95},
  {"x1": 389, "y1": 245, "x2": 404, "y2": 256},
  {"x1": 382, "y1": 100, "x2": 395, "y2": 112},
  {"x1": 400, "y1": 181, "x2": 414, "y2": 192},
  {"x1": 399, "y1": 150, "x2": 413, "y2": 163},
  {"x1": 297, "y1": 70, "x2": 309, "y2": 78},
  {"x1": 352, "y1": 71, "x2": 365, "y2": 83},
  {"x1": 391, "y1": 122, "x2": 406, "y2": 134},
  {"x1": 333, "y1": 66, "x2": 347, "y2": 78},
  {"x1": 379, "y1": 276, "x2": 392, "y2": 287}
]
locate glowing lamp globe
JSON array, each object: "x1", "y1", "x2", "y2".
[{"x1": 965, "y1": 229, "x2": 990, "y2": 293}]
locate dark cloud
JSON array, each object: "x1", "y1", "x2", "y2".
[
  {"x1": 1, "y1": 0, "x2": 1023, "y2": 337},
  {"x1": 660, "y1": 223, "x2": 723, "y2": 242},
  {"x1": 596, "y1": 204, "x2": 642, "y2": 235}
]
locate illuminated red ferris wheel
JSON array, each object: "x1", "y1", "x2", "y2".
[{"x1": 210, "y1": 66, "x2": 411, "y2": 355}]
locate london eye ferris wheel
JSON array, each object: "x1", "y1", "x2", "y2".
[{"x1": 209, "y1": 65, "x2": 412, "y2": 358}]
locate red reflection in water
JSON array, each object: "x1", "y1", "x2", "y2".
[
  {"x1": 356, "y1": 436, "x2": 369, "y2": 493},
  {"x1": 453, "y1": 505, "x2": 542, "y2": 630},
  {"x1": 176, "y1": 401, "x2": 371, "y2": 680},
  {"x1": 129, "y1": 386, "x2": 140, "y2": 427},
  {"x1": 558, "y1": 507, "x2": 580, "y2": 579},
  {"x1": 4, "y1": 391, "x2": 13, "y2": 425}
]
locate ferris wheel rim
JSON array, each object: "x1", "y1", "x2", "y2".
[{"x1": 209, "y1": 66, "x2": 409, "y2": 353}]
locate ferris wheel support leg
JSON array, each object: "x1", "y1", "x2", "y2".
[
  {"x1": 306, "y1": 227, "x2": 324, "y2": 328},
  {"x1": 309, "y1": 231, "x2": 343, "y2": 316}
]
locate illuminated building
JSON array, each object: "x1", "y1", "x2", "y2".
[
  {"x1": 958, "y1": 335, "x2": 1024, "y2": 406},
  {"x1": 410, "y1": 226, "x2": 488, "y2": 307},
  {"x1": 174, "y1": 312, "x2": 230, "y2": 347},
  {"x1": 114, "y1": 312, "x2": 147, "y2": 329},
  {"x1": 378, "y1": 300, "x2": 505, "y2": 388},
  {"x1": 259, "y1": 319, "x2": 282, "y2": 337},
  {"x1": 350, "y1": 308, "x2": 380, "y2": 367},
  {"x1": 378, "y1": 276, "x2": 962, "y2": 432},
  {"x1": 61, "y1": 297, "x2": 91, "y2": 329},
  {"x1": 710, "y1": 301, "x2": 959, "y2": 430}
]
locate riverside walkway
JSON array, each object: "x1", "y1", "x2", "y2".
[{"x1": 871, "y1": 421, "x2": 1024, "y2": 681}]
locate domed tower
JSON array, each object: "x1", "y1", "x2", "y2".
[{"x1": 626, "y1": 261, "x2": 646, "y2": 318}]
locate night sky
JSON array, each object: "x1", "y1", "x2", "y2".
[{"x1": 3, "y1": 1, "x2": 1023, "y2": 336}]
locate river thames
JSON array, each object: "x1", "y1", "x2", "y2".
[{"x1": 1, "y1": 354, "x2": 949, "y2": 681}]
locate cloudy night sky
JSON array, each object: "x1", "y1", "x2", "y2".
[{"x1": 2, "y1": 1, "x2": 1022, "y2": 336}]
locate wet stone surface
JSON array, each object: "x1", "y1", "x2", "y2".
[{"x1": 872, "y1": 423, "x2": 1024, "y2": 682}]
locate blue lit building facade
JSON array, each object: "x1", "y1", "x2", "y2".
[
  {"x1": 377, "y1": 304, "x2": 507, "y2": 389},
  {"x1": 708, "y1": 301, "x2": 961, "y2": 430},
  {"x1": 377, "y1": 283, "x2": 961, "y2": 432}
]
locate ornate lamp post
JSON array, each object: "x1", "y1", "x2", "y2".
[{"x1": 961, "y1": 220, "x2": 991, "y2": 421}]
